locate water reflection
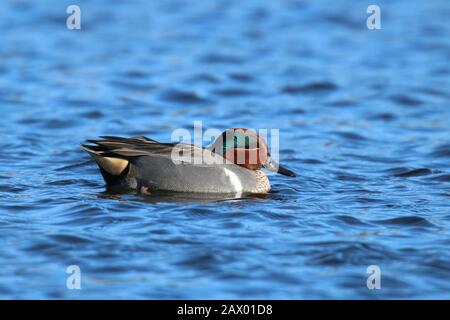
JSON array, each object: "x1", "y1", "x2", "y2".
[{"x1": 99, "y1": 188, "x2": 269, "y2": 204}]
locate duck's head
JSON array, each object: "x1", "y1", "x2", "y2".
[{"x1": 209, "y1": 128, "x2": 296, "y2": 177}]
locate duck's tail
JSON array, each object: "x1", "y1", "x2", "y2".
[
  {"x1": 81, "y1": 137, "x2": 135, "y2": 186},
  {"x1": 81, "y1": 144, "x2": 129, "y2": 176},
  {"x1": 82, "y1": 135, "x2": 169, "y2": 185}
]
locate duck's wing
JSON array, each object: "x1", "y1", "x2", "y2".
[{"x1": 81, "y1": 136, "x2": 203, "y2": 160}]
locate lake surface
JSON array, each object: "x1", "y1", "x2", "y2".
[{"x1": 1, "y1": 0, "x2": 449, "y2": 299}]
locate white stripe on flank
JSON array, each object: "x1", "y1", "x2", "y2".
[{"x1": 223, "y1": 167, "x2": 243, "y2": 193}]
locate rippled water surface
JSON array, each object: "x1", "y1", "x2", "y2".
[{"x1": 1, "y1": 0, "x2": 450, "y2": 299}]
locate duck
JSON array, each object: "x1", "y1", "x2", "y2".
[{"x1": 81, "y1": 128, "x2": 295, "y2": 194}]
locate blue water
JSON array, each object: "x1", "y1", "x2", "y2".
[{"x1": 1, "y1": 0, "x2": 450, "y2": 299}]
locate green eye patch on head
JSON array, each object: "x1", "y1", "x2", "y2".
[{"x1": 223, "y1": 132, "x2": 258, "y2": 153}]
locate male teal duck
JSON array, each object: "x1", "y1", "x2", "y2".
[{"x1": 81, "y1": 128, "x2": 295, "y2": 194}]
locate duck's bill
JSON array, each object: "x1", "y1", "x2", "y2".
[{"x1": 263, "y1": 158, "x2": 296, "y2": 177}]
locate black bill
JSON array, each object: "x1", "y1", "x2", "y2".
[{"x1": 263, "y1": 158, "x2": 296, "y2": 177}]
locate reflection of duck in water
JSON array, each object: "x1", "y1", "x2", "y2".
[{"x1": 82, "y1": 128, "x2": 295, "y2": 195}]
